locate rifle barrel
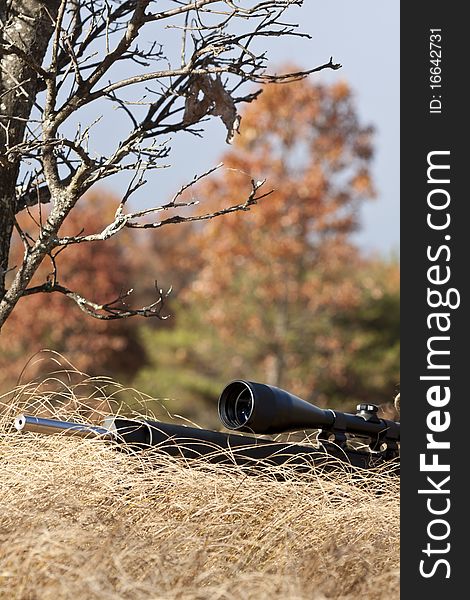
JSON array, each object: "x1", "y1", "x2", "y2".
[
  {"x1": 14, "y1": 414, "x2": 116, "y2": 440},
  {"x1": 14, "y1": 413, "x2": 397, "y2": 473}
]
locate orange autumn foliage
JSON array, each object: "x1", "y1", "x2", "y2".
[
  {"x1": 181, "y1": 75, "x2": 377, "y2": 400},
  {"x1": 0, "y1": 192, "x2": 147, "y2": 388}
]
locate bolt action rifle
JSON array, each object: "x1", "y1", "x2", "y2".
[{"x1": 14, "y1": 380, "x2": 400, "y2": 474}]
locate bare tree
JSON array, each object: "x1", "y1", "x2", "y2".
[{"x1": 0, "y1": 0, "x2": 340, "y2": 329}]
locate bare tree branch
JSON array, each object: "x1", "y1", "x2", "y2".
[
  {"x1": 54, "y1": 168, "x2": 270, "y2": 246},
  {"x1": 0, "y1": 0, "x2": 341, "y2": 329},
  {"x1": 22, "y1": 280, "x2": 171, "y2": 320}
]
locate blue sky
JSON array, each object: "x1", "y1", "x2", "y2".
[{"x1": 292, "y1": 2, "x2": 400, "y2": 255}]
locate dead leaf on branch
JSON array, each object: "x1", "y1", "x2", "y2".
[{"x1": 183, "y1": 75, "x2": 241, "y2": 144}]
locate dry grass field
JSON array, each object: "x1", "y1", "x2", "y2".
[{"x1": 0, "y1": 378, "x2": 399, "y2": 600}]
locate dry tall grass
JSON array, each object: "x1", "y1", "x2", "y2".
[{"x1": 0, "y1": 375, "x2": 399, "y2": 600}]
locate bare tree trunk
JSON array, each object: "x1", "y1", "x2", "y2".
[
  {"x1": 0, "y1": 1, "x2": 59, "y2": 299},
  {"x1": 265, "y1": 351, "x2": 286, "y2": 389}
]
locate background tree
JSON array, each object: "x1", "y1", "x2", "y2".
[
  {"x1": 334, "y1": 256, "x2": 400, "y2": 412},
  {"x1": 134, "y1": 256, "x2": 400, "y2": 420},
  {"x1": 134, "y1": 76, "x2": 399, "y2": 416},
  {"x1": 188, "y1": 77, "x2": 374, "y2": 398},
  {"x1": 0, "y1": 0, "x2": 339, "y2": 331},
  {"x1": 0, "y1": 191, "x2": 147, "y2": 390}
]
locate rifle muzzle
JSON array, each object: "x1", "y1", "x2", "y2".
[{"x1": 14, "y1": 414, "x2": 116, "y2": 440}]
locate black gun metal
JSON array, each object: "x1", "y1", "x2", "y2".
[{"x1": 13, "y1": 380, "x2": 400, "y2": 474}]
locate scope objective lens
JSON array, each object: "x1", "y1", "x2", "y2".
[{"x1": 234, "y1": 390, "x2": 253, "y2": 426}]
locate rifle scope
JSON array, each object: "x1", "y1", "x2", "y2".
[{"x1": 218, "y1": 380, "x2": 400, "y2": 450}]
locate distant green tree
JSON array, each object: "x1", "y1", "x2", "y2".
[
  {"x1": 334, "y1": 257, "x2": 400, "y2": 413},
  {"x1": 134, "y1": 310, "x2": 228, "y2": 428},
  {"x1": 134, "y1": 256, "x2": 399, "y2": 421}
]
